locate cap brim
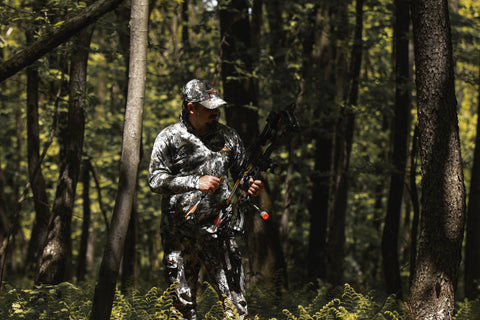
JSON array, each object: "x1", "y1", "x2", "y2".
[{"x1": 200, "y1": 97, "x2": 227, "y2": 109}]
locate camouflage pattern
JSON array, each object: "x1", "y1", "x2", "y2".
[
  {"x1": 182, "y1": 79, "x2": 227, "y2": 109},
  {"x1": 149, "y1": 111, "x2": 248, "y2": 319},
  {"x1": 162, "y1": 232, "x2": 246, "y2": 320}
]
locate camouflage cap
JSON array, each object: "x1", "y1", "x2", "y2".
[{"x1": 182, "y1": 79, "x2": 227, "y2": 109}]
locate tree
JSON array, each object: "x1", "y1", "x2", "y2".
[
  {"x1": 262, "y1": 0, "x2": 292, "y2": 260},
  {"x1": 0, "y1": 0, "x2": 124, "y2": 83},
  {"x1": 305, "y1": 1, "x2": 338, "y2": 284},
  {"x1": 327, "y1": 0, "x2": 364, "y2": 286},
  {"x1": 25, "y1": 29, "x2": 51, "y2": 274},
  {"x1": 381, "y1": 0, "x2": 411, "y2": 298},
  {"x1": 465, "y1": 65, "x2": 480, "y2": 299},
  {"x1": 77, "y1": 159, "x2": 92, "y2": 282},
  {"x1": 408, "y1": 0, "x2": 466, "y2": 318},
  {"x1": 90, "y1": 0, "x2": 148, "y2": 316},
  {"x1": 1, "y1": 0, "x2": 480, "y2": 303},
  {"x1": 35, "y1": 25, "x2": 94, "y2": 284},
  {"x1": 219, "y1": 0, "x2": 287, "y2": 289},
  {"x1": 0, "y1": 164, "x2": 9, "y2": 278}
]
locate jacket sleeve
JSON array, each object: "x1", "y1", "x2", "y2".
[
  {"x1": 229, "y1": 129, "x2": 248, "y2": 180},
  {"x1": 149, "y1": 131, "x2": 199, "y2": 194}
]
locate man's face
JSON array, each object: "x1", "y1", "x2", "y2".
[
  {"x1": 187, "y1": 102, "x2": 220, "y2": 134},
  {"x1": 192, "y1": 103, "x2": 220, "y2": 125}
]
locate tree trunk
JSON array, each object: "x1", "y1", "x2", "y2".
[
  {"x1": 307, "y1": 138, "x2": 331, "y2": 282},
  {"x1": 306, "y1": 4, "x2": 336, "y2": 283},
  {"x1": 115, "y1": 0, "x2": 140, "y2": 293},
  {"x1": 25, "y1": 31, "x2": 52, "y2": 275},
  {"x1": 465, "y1": 65, "x2": 480, "y2": 299},
  {"x1": 121, "y1": 192, "x2": 138, "y2": 291},
  {"x1": 181, "y1": 0, "x2": 189, "y2": 45},
  {"x1": 77, "y1": 160, "x2": 92, "y2": 282},
  {"x1": 264, "y1": 0, "x2": 289, "y2": 107},
  {"x1": 90, "y1": 0, "x2": 147, "y2": 316},
  {"x1": 0, "y1": 163, "x2": 9, "y2": 281},
  {"x1": 381, "y1": 0, "x2": 411, "y2": 298},
  {"x1": 408, "y1": 126, "x2": 420, "y2": 287},
  {"x1": 0, "y1": 0, "x2": 124, "y2": 83},
  {"x1": 35, "y1": 25, "x2": 94, "y2": 285},
  {"x1": 408, "y1": 0, "x2": 466, "y2": 318},
  {"x1": 219, "y1": 0, "x2": 287, "y2": 289},
  {"x1": 219, "y1": 0, "x2": 258, "y2": 143},
  {"x1": 11, "y1": 108, "x2": 25, "y2": 274},
  {"x1": 327, "y1": 0, "x2": 363, "y2": 286},
  {"x1": 262, "y1": 0, "x2": 294, "y2": 262}
]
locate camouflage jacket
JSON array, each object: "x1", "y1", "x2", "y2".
[{"x1": 149, "y1": 112, "x2": 246, "y2": 235}]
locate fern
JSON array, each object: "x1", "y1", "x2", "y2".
[
  {"x1": 306, "y1": 281, "x2": 334, "y2": 314},
  {"x1": 111, "y1": 290, "x2": 133, "y2": 319},
  {"x1": 198, "y1": 282, "x2": 222, "y2": 319},
  {"x1": 153, "y1": 283, "x2": 182, "y2": 319},
  {"x1": 224, "y1": 296, "x2": 242, "y2": 319},
  {"x1": 282, "y1": 284, "x2": 403, "y2": 320},
  {"x1": 110, "y1": 283, "x2": 182, "y2": 319},
  {"x1": 0, "y1": 282, "x2": 91, "y2": 320},
  {"x1": 203, "y1": 301, "x2": 225, "y2": 320},
  {"x1": 10, "y1": 280, "x2": 479, "y2": 319},
  {"x1": 246, "y1": 280, "x2": 289, "y2": 317},
  {"x1": 454, "y1": 298, "x2": 480, "y2": 320}
]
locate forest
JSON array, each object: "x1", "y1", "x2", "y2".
[{"x1": 1, "y1": 0, "x2": 480, "y2": 319}]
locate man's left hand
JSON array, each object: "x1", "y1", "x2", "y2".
[{"x1": 248, "y1": 177, "x2": 264, "y2": 197}]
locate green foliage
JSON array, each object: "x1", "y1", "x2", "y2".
[
  {"x1": 0, "y1": 282, "x2": 91, "y2": 319},
  {"x1": 197, "y1": 282, "x2": 222, "y2": 319},
  {"x1": 2, "y1": 0, "x2": 480, "y2": 313},
  {"x1": 454, "y1": 297, "x2": 480, "y2": 320},
  {"x1": 0, "y1": 282, "x2": 182, "y2": 320},
  {"x1": 4, "y1": 281, "x2": 480, "y2": 320},
  {"x1": 110, "y1": 284, "x2": 182, "y2": 319},
  {"x1": 0, "y1": 281, "x2": 407, "y2": 320},
  {"x1": 281, "y1": 284, "x2": 403, "y2": 320}
]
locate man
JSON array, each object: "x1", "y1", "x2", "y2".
[{"x1": 149, "y1": 79, "x2": 264, "y2": 319}]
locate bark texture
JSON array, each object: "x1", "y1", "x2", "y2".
[
  {"x1": 408, "y1": 0, "x2": 466, "y2": 318},
  {"x1": 25, "y1": 31, "x2": 51, "y2": 274},
  {"x1": 90, "y1": 0, "x2": 147, "y2": 316},
  {"x1": 35, "y1": 26, "x2": 94, "y2": 285}
]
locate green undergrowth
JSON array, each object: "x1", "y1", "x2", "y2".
[{"x1": 0, "y1": 281, "x2": 478, "y2": 319}]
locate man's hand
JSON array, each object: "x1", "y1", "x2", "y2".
[
  {"x1": 248, "y1": 177, "x2": 264, "y2": 197},
  {"x1": 199, "y1": 175, "x2": 221, "y2": 194}
]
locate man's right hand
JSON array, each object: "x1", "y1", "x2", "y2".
[{"x1": 198, "y1": 175, "x2": 221, "y2": 194}]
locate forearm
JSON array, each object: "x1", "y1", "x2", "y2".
[{"x1": 149, "y1": 172, "x2": 199, "y2": 194}]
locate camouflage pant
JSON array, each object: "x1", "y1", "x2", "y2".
[{"x1": 162, "y1": 231, "x2": 247, "y2": 320}]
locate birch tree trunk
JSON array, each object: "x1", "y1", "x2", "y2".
[{"x1": 90, "y1": 0, "x2": 147, "y2": 317}]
